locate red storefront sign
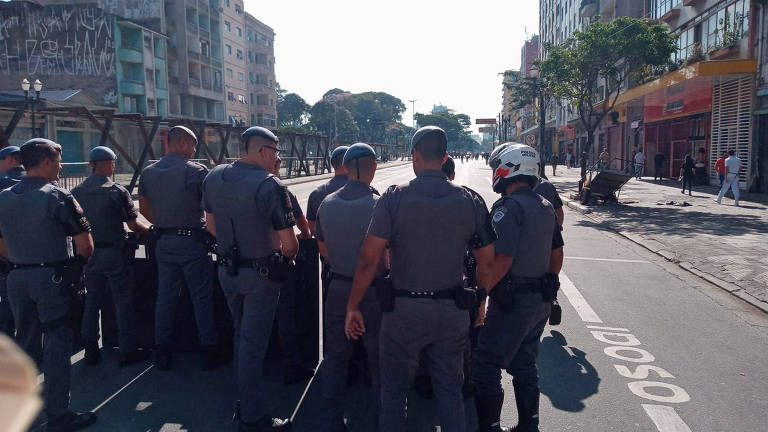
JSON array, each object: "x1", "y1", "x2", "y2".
[{"x1": 643, "y1": 76, "x2": 712, "y2": 123}]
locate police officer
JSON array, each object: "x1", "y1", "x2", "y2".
[
  {"x1": 269, "y1": 156, "x2": 313, "y2": 384},
  {"x1": 72, "y1": 146, "x2": 150, "y2": 366},
  {"x1": 315, "y1": 143, "x2": 383, "y2": 431},
  {"x1": 0, "y1": 145, "x2": 24, "y2": 338},
  {"x1": 534, "y1": 175, "x2": 564, "y2": 227},
  {"x1": 0, "y1": 145, "x2": 26, "y2": 183},
  {"x1": 0, "y1": 138, "x2": 97, "y2": 431},
  {"x1": 345, "y1": 126, "x2": 497, "y2": 432},
  {"x1": 473, "y1": 144, "x2": 564, "y2": 432},
  {"x1": 138, "y1": 125, "x2": 219, "y2": 371},
  {"x1": 307, "y1": 145, "x2": 349, "y2": 236},
  {"x1": 202, "y1": 126, "x2": 297, "y2": 431}
]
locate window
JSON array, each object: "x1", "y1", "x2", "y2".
[
  {"x1": 236, "y1": 49, "x2": 243, "y2": 60},
  {"x1": 249, "y1": 72, "x2": 254, "y2": 83},
  {"x1": 235, "y1": 4, "x2": 242, "y2": 14},
  {"x1": 237, "y1": 27, "x2": 242, "y2": 37},
  {"x1": 146, "y1": 68, "x2": 154, "y2": 88},
  {"x1": 144, "y1": 35, "x2": 152, "y2": 50},
  {"x1": 227, "y1": 91, "x2": 234, "y2": 101},
  {"x1": 269, "y1": 98, "x2": 273, "y2": 107},
  {"x1": 248, "y1": 51, "x2": 254, "y2": 63},
  {"x1": 675, "y1": 26, "x2": 696, "y2": 63},
  {"x1": 250, "y1": 93, "x2": 254, "y2": 104},
  {"x1": 238, "y1": 94, "x2": 246, "y2": 104},
  {"x1": 153, "y1": 38, "x2": 165, "y2": 58},
  {"x1": 246, "y1": 29, "x2": 253, "y2": 41},
  {"x1": 147, "y1": 98, "x2": 156, "y2": 114},
  {"x1": 225, "y1": 0, "x2": 230, "y2": 6},
  {"x1": 123, "y1": 96, "x2": 138, "y2": 113},
  {"x1": 225, "y1": 21, "x2": 230, "y2": 32},
  {"x1": 226, "y1": 44, "x2": 232, "y2": 55},
  {"x1": 155, "y1": 69, "x2": 166, "y2": 89},
  {"x1": 200, "y1": 39, "x2": 210, "y2": 57},
  {"x1": 701, "y1": 0, "x2": 750, "y2": 51},
  {"x1": 238, "y1": 72, "x2": 244, "y2": 81},
  {"x1": 226, "y1": 68, "x2": 233, "y2": 78}
]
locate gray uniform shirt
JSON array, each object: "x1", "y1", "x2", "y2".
[
  {"x1": 138, "y1": 153, "x2": 207, "y2": 229},
  {"x1": 534, "y1": 178, "x2": 562, "y2": 211},
  {"x1": 491, "y1": 187, "x2": 564, "y2": 279},
  {"x1": 306, "y1": 175, "x2": 348, "y2": 222},
  {"x1": 72, "y1": 175, "x2": 137, "y2": 244},
  {"x1": 368, "y1": 170, "x2": 496, "y2": 292},
  {"x1": 202, "y1": 161, "x2": 295, "y2": 259},
  {"x1": 0, "y1": 177, "x2": 90, "y2": 264},
  {"x1": 315, "y1": 180, "x2": 380, "y2": 277}
]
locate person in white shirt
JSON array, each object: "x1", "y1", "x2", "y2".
[
  {"x1": 715, "y1": 149, "x2": 741, "y2": 206},
  {"x1": 633, "y1": 150, "x2": 645, "y2": 179}
]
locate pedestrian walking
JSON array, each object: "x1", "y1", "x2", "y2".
[
  {"x1": 634, "y1": 150, "x2": 645, "y2": 179},
  {"x1": 551, "y1": 153, "x2": 558, "y2": 176},
  {"x1": 680, "y1": 154, "x2": 694, "y2": 196},
  {"x1": 474, "y1": 143, "x2": 564, "y2": 432},
  {"x1": 344, "y1": 126, "x2": 496, "y2": 432},
  {"x1": 73, "y1": 147, "x2": 151, "y2": 367},
  {"x1": 654, "y1": 152, "x2": 665, "y2": 181},
  {"x1": 138, "y1": 126, "x2": 219, "y2": 371},
  {"x1": 599, "y1": 148, "x2": 611, "y2": 170},
  {"x1": 315, "y1": 143, "x2": 383, "y2": 431},
  {"x1": 0, "y1": 138, "x2": 97, "y2": 432},
  {"x1": 715, "y1": 151, "x2": 728, "y2": 188},
  {"x1": 565, "y1": 151, "x2": 573, "y2": 169},
  {"x1": 202, "y1": 126, "x2": 298, "y2": 431},
  {"x1": 715, "y1": 150, "x2": 741, "y2": 206}
]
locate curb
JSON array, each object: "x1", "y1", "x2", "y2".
[
  {"x1": 563, "y1": 198, "x2": 768, "y2": 314},
  {"x1": 281, "y1": 161, "x2": 411, "y2": 186}
]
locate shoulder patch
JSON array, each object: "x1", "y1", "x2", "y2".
[
  {"x1": 492, "y1": 207, "x2": 506, "y2": 223},
  {"x1": 72, "y1": 197, "x2": 84, "y2": 214}
]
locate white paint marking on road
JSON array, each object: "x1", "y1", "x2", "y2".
[
  {"x1": 565, "y1": 256, "x2": 650, "y2": 264},
  {"x1": 559, "y1": 272, "x2": 603, "y2": 323},
  {"x1": 37, "y1": 349, "x2": 86, "y2": 385},
  {"x1": 91, "y1": 364, "x2": 154, "y2": 412},
  {"x1": 642, "y1": 404, "x2": 693, "y2": 432},
  {"x1": 587, "y1": 325, "x2": 630, "y2": 332}
]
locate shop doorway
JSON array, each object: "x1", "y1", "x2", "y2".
[{"x1": 670, "y1": 140, "x2": 689, "y2": 179}]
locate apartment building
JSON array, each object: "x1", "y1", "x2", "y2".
[
  {"x1": 245, "y1": 13, "x2": 277, "y2": 128},
  {"x1": 221, "y1": 0, "x2": 249, "y2": 126}
]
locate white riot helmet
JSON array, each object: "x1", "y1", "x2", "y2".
[
  {"x1": 488, "y1": 142, "x2": 514, "y2": 170},
  {"x1": 491, "y1": 143, "x2": 541, "y2": 193}
]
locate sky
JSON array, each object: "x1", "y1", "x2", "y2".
[{"x1": 245, "y1": 0, "x2": 540, "y2": 135}]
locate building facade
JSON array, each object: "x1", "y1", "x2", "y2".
[
  {"x1": 221, "y1": 0, "x2": 249, "y2": 126},
  {"x1": 245, "y1": 13, "x2": 277, "y2": 128}
]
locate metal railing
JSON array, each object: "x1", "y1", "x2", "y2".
[{"x1": 59, "y1": 162, "x2": 89, "y2": 190}]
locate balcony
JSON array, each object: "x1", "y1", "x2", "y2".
[
  {"x1": 189, "y1": 76, "x2": 201, "y2": 87},
  {"x1": 683, "y1": 0, "x2": 703, "y2": 6},
  {"x1": 118, "y1": 47, "x2": 143, "y2": 63},
  {"x1": 119, "y1": 80, "x2": 145, "y2": 95},
  {"x1": 580, "y1": 0, "x2": 598, "y2": 17},
  {"x1": 188, "y1": 50, "x2": 200, "y2": 60},
  {"x1": 199, "y1": 28, "x2": 210, "y2": 39},
  {"x1": 660, "y1": 7, "x2": 681, "y2": 23},
  {"x1": 202, "y1": 79, "x2": 212, "y2": 90}
]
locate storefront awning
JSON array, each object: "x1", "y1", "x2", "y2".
[{"x1": 615, "y1": 59, "x2": 757, "y2": 106}]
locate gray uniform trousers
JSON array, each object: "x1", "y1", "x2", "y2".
[
  {"x1": 379, "y1": 297, "x2": 469, "y2": 432},
  {"x1": 319, "y1": 279, "x2": 381, "y2": 431},
  {"x1": 0, "y1": 272, "x2": 13, "y2": 334},
  {"x1": 472, "y1": 292, "x2": 551, "y2": 397},
  {"x1": 276, "y1": 274, "x2": 302, "y2": 369},
  {"x1": 7, "y1": 268, "x2": 73, "y2": 417},
  {"x1": 154, "y1": 235, "x2": 217, "y2": 347},
  {"x1": 81, "y1": 247, "x2": 136, "y2": 352},
  {"x1": 219, "y1": 266, "x2": 281, "y2": 423}
]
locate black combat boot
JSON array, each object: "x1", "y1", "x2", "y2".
[
  {"x1": 234, "y1": 400, "x2": 292, "y2": 431},
  {"x1": 474, "y1": 393, "x2": 511, "y2": 432},
  {"x1": 83, "y1": 341, "x2": 100, "y2": 366},
  {"x1": 118, "y1": 349, "x2": 151, "y2": 368},
  {"x1": 47, "y1": 410, "x2": 97, "y2": 432},
  {"x1": 511, "y1": 382, "x2": 540, "y2": 432}
]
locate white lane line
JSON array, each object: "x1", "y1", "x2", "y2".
[
  {"x1": 559, "y1": 272, "x2": 603, "y2": 323},
  {"x1": 642, "y1": 404, "x2": 692, "y2": 432},
  {"x1": 586, "y1": 325, "x2": 630, "y2": 332},
  {"x1": 91, "y1": 364, "x2": 154, "y2": 412},
  {"x1": 566, "y1": 256, "x2": 650, "y2": 264}
]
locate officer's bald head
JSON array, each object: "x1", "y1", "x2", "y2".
[
  {"x1": 413, "y1": 134, "x2": 447, "y2": 164},
  {"x1": 168, "y1": 126, "x2": 197, "y2": 158}
]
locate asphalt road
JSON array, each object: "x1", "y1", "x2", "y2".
[{"x1": 44, "y1": 160, "x2": 768, "y2": 432}]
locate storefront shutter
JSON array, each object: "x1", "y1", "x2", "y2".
[{"x1": 710, "y1": 75, "x2": 753, "y2": 187}]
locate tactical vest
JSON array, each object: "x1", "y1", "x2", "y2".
[
  {"x1": 0, "y1": 184, "x2": 72, "y2": 264},
  {"x1": 72, "y1": 179, "x2": 127, "y2": 243},
  {"x1": 141, "y1": 157, "x2": 204, "y2": 228},
  {"x1": 499, "y1": 189, "x2": 555, "y2": 279},
  {"x1": 388, "y1": 173, "x2": 477, "y2": 292},
  {"x1": 318, "y1": 191, "x2": 378, "y2": 277},
  {"x1": 205, "y1": 163, "x2": 280, "y2": 259}
]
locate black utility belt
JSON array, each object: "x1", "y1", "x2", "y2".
[
  {"x1": 394, "y1": 289, "x2": 457, "y2": 300},
  {"x1": 157, "y1": 227, "x2": 205, "y2": 237},
  {"x1": 330, "y1": 272, "x2": 353, "y2": 282},
  {"x1": 491, "y1": 273, "x2": 560, "y2": 310},
  {"x1": 218, "y1": 254, "x2": 289, "y2": 282},
  {"x1": 94, "y1": 240, "x2": 124, "y2": 249},
  {"x1": 10, "y1": 259, "x2": 75, "y2": 270}
]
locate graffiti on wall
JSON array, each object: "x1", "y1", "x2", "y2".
[
  {"x1": 100, "y1": 0, "x2": 163, "y2": 33},
  {"x1": 0, "y1": 3, "x2": 117, "y2": 106}
]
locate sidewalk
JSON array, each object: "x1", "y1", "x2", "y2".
[{"x1": 548, "y1": 165, "x2": 768, "y2": 312}]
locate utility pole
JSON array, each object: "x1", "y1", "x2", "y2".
[{"x1": 408, "y1": 99, "x2": 417, "y2": 129}]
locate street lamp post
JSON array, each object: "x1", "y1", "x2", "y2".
[
  {"x1": 529, "y1": 66, "x2": 547, "y2": 178},
  {"x1": 22, "y1": 78, "x2": 43, "y2": 137},
  {"x1": 408, "y1": 99, "x2": 417, "y2": 129}
]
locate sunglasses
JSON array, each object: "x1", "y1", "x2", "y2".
[{"x1": 262, "y1": 145, "x2": 281, "y2": 153}]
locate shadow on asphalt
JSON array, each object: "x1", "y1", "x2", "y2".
[
  {"x1": 574, "y1": 204, "x2": 766, "y2": 237},
  {"x1": 538, "y1": 330, "x2": 600, "y2": 412}
]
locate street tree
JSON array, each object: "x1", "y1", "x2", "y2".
[
  {"x1": 506, "y1": 72, "x2": 555, "y2": 176},
  {"x1": 538, "y1": 16, "x2": 676, "y2": 185},
  {"x1": 277, "y1": 93, "x2": 310, "y2": 130},
  {"x1": 309, "y1": 100, "x2": 358, "y2": 141},
  {"x1": 415, "y1": 111, "x2": 478, "y2": 152}
]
